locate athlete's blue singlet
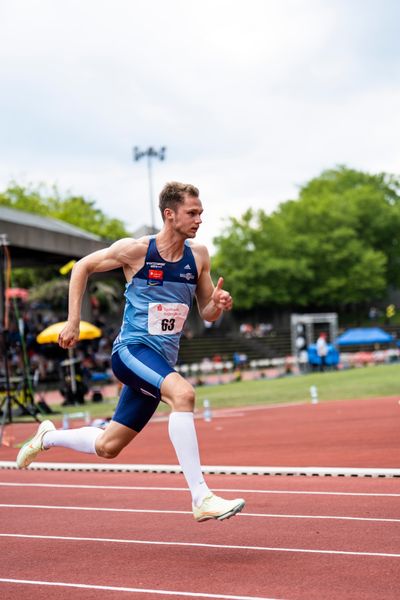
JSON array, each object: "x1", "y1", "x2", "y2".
[{"x1": 112, "y1": 237, "x2": 198, "y2": 367}]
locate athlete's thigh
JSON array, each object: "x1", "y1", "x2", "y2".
[
  {"x1": 112, "y1": 343, "x2": 175, "y2": 400},
  {"x1": 111, "y1": 343, "x2": 176, "y2": 429},
  {"x1": 112, "y1": 384, "x2": 159, "y2": 432},
  {"x1": 97, "y1": 420, "x2": 138, "y2": 455}
]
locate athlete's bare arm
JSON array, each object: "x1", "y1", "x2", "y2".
[
  {"x1": 58, "y1": 237, "x2": 148, "y2": 349},
  {"x1": 193, "y1": 244, "x2": 233, "y2": 322}
]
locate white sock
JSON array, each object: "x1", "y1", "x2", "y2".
[
  {"x1": 168, "y1": 411, "x2": 210, "y2": 506},
  {"x1": 43, "y1": 427, "x2": 102, "y2": 455}
]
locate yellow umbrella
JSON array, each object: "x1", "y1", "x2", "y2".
[
  {"x1": 37, "y1": 321, "x2": 102, "y2": 344},
  {"x1": 37, "y1": 321, "x2": 102, "y2": 396}
]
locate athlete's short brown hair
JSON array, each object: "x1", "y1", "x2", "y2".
[{"x1": 159, "y1": 182, "x2": 199, "y2": 220}]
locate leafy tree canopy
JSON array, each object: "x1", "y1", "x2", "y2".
[
  {"x1": 213, "y1": 166, "x2": 400, "y2": 310},
  {"x1": 0, "y1": 182, "x2": 130, "y2": 240}
]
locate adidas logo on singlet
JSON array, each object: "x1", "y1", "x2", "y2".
[{"x1": 184, "y1": 264, "x2": 191, "y2": 270}]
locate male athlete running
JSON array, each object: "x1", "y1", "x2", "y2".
[{"x1": 17, "y1": 181, "x2": 245, "y2": 522}]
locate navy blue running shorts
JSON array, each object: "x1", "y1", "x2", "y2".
[{"x1": 111, "y1": 344, "x2": 175, "y2": 432}]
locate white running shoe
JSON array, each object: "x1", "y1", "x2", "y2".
[
  {"x1": 193, "y1": 493, "x2": 245, "y2": 522},
  {"x1": 16, "y1": 420, "x2": 56, "y2": 469}
]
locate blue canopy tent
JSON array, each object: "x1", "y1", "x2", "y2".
[{"x1": 335, "y1": 327, "x2": 394, "y2": 346}]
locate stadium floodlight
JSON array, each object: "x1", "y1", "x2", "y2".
[{"x1": 133, "y1": 146, "x2": 167, "y2": 230}]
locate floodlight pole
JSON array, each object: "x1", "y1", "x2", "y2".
[{"x1": 133, "y1": 146, "x2": 167, "y2": 230}]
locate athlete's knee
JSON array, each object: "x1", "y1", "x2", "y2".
[
  {"x1": 171, "y1": 386, "x2": 195, "y2": 412},
  {"x1": 95, "y1": 421, "x2": 138, "y2": 459},
  {"x1": 161, "y1": 373, "x2": 195, "y2": 412},
  {"x1": 95, "y1": 437, "x2": 125, "y2": 459}
]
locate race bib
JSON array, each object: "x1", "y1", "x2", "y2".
[{"x1": 148, "y1": 302, "x2": 189, "y2": 336}]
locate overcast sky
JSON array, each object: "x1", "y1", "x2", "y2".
[{"x1": 1, "y1": 0, "x2": 399, "y2": 249}]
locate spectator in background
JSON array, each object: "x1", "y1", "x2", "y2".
[
  {"x1": 368, "y1": 306, "x2": 379, "y2": 321},
  {"x1": 316, "y1": 332, "x2": 328, "y2": 372},
  {"x1": 233, "y1": 351, "x2": 247, "y2": 370},
  {"x1": 239, "y1": 323, "x2": 253, "y2": 338}
]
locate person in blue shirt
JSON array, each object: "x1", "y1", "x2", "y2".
[{"x1": 17, "y1": 181, "x2": 245, "y2": 522}]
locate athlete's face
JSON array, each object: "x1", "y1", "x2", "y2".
[{"x1": 172, "y1": 195, "x2": 203, "y2": 238}]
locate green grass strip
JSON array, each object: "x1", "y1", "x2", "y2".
[
  {"x1": 193, "y1": 362, "x2": 400, "y2": 409},
  {"x1": 35, "y1": 362, "x2": 400, "y2": 422}
]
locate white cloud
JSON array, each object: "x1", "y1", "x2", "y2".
[{"x1": 0, "y1": 0, "x2": 400, "y2": 250}]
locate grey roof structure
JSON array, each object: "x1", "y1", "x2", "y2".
[
  {"x1": 0, "y1": 206, "x2": 108, "y2": 266},
  {"x1": 0, "y1": 206, "x2": 101, "y2": 240}
]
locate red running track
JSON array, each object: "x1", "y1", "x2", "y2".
[
  {"x1": 0, "y1": 469, "x2": 400, "y2": 599},
  {"x1": 1, "y1": 396, "x2": 400, "y2": 468}
]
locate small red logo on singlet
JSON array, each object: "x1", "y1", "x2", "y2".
[{"x1": 149, "y1": 269, "x2": 163, "y2": 280}]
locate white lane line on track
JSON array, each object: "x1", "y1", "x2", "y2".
[
  {"x1": 1, "y1": 533, "x2": 399, "y2": 558},
  {"x1": 1, "y1": 504, "x2": 400, "y2": 523},
  {"x1": 2, "y1": 461, "x2": 400, "y2": 477},
  {"x1": 0, "y1": 578, "x2": 283, "y2": 600},
  {"x1": 1, "y1": 482, "x2": 399, "y2": 497}
]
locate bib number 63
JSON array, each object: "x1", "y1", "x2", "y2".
[
  {"x1": 161, "y1": 318, "x2": 176, "y2": 332},
  {"x1": 148, "y1": 302, "x2": 189, "y2": 336}
]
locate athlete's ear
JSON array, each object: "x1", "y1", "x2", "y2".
[{"x1": 164, "y1": 208, "x2": 174, "y2": 221}]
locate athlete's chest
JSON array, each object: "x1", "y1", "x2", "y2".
[
  {"x1": 144, "y1": 258, "x2": 197, "y2": 287},
  {"x1": 137, "y1": 240, "x2": 199, "y2": 287}
]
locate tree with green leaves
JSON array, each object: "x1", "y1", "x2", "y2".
[{"x1": 212, "y1": 166, "x2": 400, "y2": 310}]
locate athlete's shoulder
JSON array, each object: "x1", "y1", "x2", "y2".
[
  {"x1": 187, "y1": 240, "x2": 209, "y2": 255},
  {"x1": 111, "y1": 236, "x2": 150, "y2": 256},
  {"x1": 104, "y1": 237, "x2": 150, "y2": 271},
  {"x1": 187, "y1": 240, "x2": 210, "y2": 271},
  {"x1": 133, "y1": 235, "x2": 152, "y2": 251}
]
